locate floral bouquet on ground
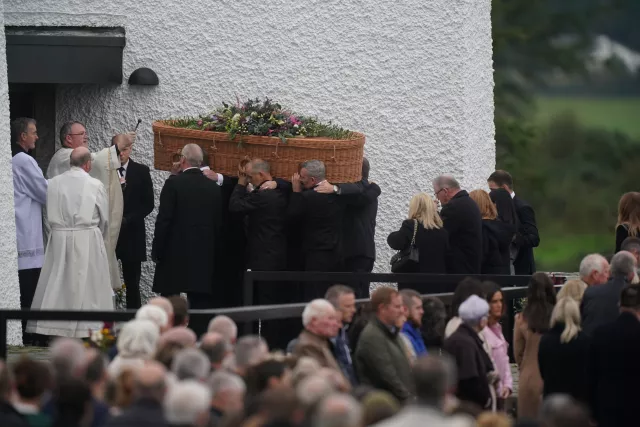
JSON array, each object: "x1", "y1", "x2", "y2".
[
  {"x1": 169, "y1": 98, "x2": 354, "y2": 143},
  {"x1": 114, "y1": 283, "x2": 127, "y2": 311},
  {"x1": 86, "y1": 322, "x2": 117, "y2": 352}
]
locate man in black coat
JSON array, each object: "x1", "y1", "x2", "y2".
[
  {"x1": 115, "y1": 146, "x2": 154, "y2": 309},
  {"x1": 581, "y1": 250, "x2": 637, "y2": 336},
  {"x1": 488, "y1": 170, "x2": 540, "y2": 274},
  {"x1": 152, "y1": 144, "x2": 222, "y2": 314},
  {"x1": 433, "y1": 174, "x2": 482, "y2": 275},
  {"x1": 588, "y1": 284, "x2": 640, "y2": 427}
]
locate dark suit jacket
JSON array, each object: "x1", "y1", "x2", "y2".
[
  {"x1": 342, "y1": 180, "x2": 381, "y2": 261},
  {"x1": 440, "y1": 190, "x2": 483, "y2": 274},
  {"x1": 480, "y1": 219, "x2": 514, "y2": 275},
  {"x1": 152, "y1": 168, "x2": 222, "y2": 295},
  {"x1": 116, "y1": 159, "x2": 154, "y2": 262},
  {"x1": 513, "y1": 196, "x2": 539, "y2": 274},
  {"x1": 287, "y1": 189, "x2": 345, "y2": 254},
  {"x1": 228, "y1": 183, "x2": 287, "y2": 271},
  {"x1": 588, "y1": 312, "x2": 640, "y2": 427},
  {"x1": 387, "y1": 220, "x2": 448, "y2": 274},
  {"x1": 581, "y1": 276, "x2": 629, "y2": 336},
  {"x1": 105, "y1": 398, "x2": 169, "y2": 427}
]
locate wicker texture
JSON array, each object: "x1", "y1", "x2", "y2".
[{"x1": 153, "y1": 121, "x2": 365, "y2": 182}]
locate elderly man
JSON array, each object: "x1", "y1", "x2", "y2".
[
  {"x1": 293, "y1": 299, "x2": 342, "y2": 371},
  {"x1": 159, "y1": 327, "x2": 197, "y2": 348},
  {"x1": 208, "y1": 371, "x2": 246, "y2": 427},
  {"x1": 579, "y1": 253, "x2": 610, "y2": 287},
  {"x1": 443, "y1": 295, "x2": 494, "y2": 410},
  {"x1": 148, "y1": 297, "x2": 175, "y2": 328},
  {"x1": 313, "y1": 394, "x2": 362, "y2": 427},
  {"x1": 152, "y1": 143, "x2": 223, "y2": 333},
  {"x1": 165, "y1": 381, "x2": 211, "y2": 427},
  {"x1": 581, "y1": 250, "x2": 638, "y2": 336},
  {"x1": 355, "y1": 287, "x2": 413, "y2": 402},
  {"x1": 136, "y1": 304, "x2": 170, "y2": 333},
  {"x1": 172, "y1": 348, "x2": 211, "y2": 381},
  {"x1": 325, "y1": 285, "x2": 357, "y2": 386},
  {"x1": 233, "y1": 336, "x2": 269, "y2": 377},
  {"x1": 432, "y1": 174, "x2": 482, "y2": 275},
  {"x1": 28, "y1": 147, "x2": 113, "y2": 338},
  {"x1": 200, "y1": 333, "x2": 231, "y2": 371},
  {"x1": 399, "y1": 289, "x2": 427, "y2": 360},
  {"x1": 207, "y1": 316, "x2": 238, "y2": 345}
]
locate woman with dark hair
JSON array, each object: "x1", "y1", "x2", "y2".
[
  {"x1": 481, "y1": 282, "x2": 513, "y2": 407},
  {"x1": 615, "y1": 192, "x2": 640, "y2": 252},
  {"x1": 514, "y1": 272, "x2": 557, "y2": 419},
  {"x1": 490, "y1": 188, "x2": 519, "y2": 274},
  {"x1": 446, "y1": 277, "x2": 487, "y2": 336}
]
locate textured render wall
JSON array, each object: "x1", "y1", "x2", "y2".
[
  {"x1": 0, "y1": 0, "x2": 23, "y2": 345},
  {"x1": 5, "y1": 0, "x2": 494, "y2": 302}
]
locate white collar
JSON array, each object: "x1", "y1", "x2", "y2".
[
  {"x1": 70, "y1": 166, "x2": 89, "y2": 176},
  {"x1": 121, "y1": 160, "x2": 129, "y2": 170},
  {"x1": 510, "y1": 191, "x2": 515, "y2": 199},
  {"x1": 182, "y1": 166, "x2": 199, "y2": 172}
]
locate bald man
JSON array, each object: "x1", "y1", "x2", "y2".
[
  {"x1": 27, "y1": 147, "x2": 113, "y2": 338},
  {"x1": 152, "y1": 144, "x2": 223, "y2": 334}
]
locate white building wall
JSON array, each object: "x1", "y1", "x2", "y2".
[{"x1": 4, "y1": 0, "x2": 495, "y2": 302}]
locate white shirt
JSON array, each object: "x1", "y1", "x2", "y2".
[
  {"x1": 118, "y1": 160, "x2": 129, "y2": 179},
  {"x1": 511, "y1": 191, "x2": 515, "y2": 199}
]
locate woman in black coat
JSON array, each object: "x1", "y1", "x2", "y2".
[
  {"x1": 490, "y1": 188, "x2": 519, "y2": 273},
  {"x1": 388, "y1": 193, "x2": 448, "y2": 292},
  {"x1": 538, "y1": 296, "x2": 590, "y2": 405}
]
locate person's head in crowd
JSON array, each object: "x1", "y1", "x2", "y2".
[
  {"x1": 245, "y1": 359, "x2": 291, "y2": 398},
  {"x1": 246, "y1": 388, "x2": 304, "y2": 426},
  {"x1": 134, "y1": 361, "x2": 167, "y2": 402},
  {"x1": 432, "y1": 174, "x2": 461, "y2": 206},
  {"x1": 302, "y1": 299, "x2": 340, "y2": 339},
  {"x1": 469, "y1": 189, "x2": 497, "y2": 220},
  {"x1": 172, "y1": 348, "x2": 211, "y2": 381},
  {"x1": 489, "y1": 188, "x2": 519, "y2": 226},
  {"x1": 617, "y1": 192, "x2": 640, "y2": 238},
  {"x1": 360, "y1": 390, "x2": 399, "y2": 426},
  {"x1": 180, "y1": 143, "x2": 205, "y2": 172},
  {"x1": 248, "y1": 159, "x2": 274, "y2": 186},
  {"x1": 110, "y1": 319, "x2": 160, "y2": 377},
  {"x1": 11, "y1": 117, "x2": 38, "y2": 152},
  {"x1": 408, "y1": 192, "x2": 443, "y2": 229},
  {"x1": 299, "y1": 160, "x2": 326, "y2": 189},
  {"x1": 347, "y1": 302, "x2": 374, "y2": 350},
  {"x1": 458, "y1": 295, "x2": 490, "y2": 332},
  {"x1": 70, "y1": 146, "x2": 92, "y2": 172},
  {"x1": 296, "y1": 374, "x2": 335, "y2": 409},
  {"x1": 413, "y1": 354, "x2": 452, "y2": 409},
  {"x1": 450, "y1": 277, "x2": 485, "y2": 319},
  {"x1": 148, "y1": 296, "x2": 175, "y2": 324},
  {"x1": 610, "y1": 250, "x2": 638, "y2": 282},
  {"x1": 578, "y1": 253, "x2": 610, "y2": 286},
  {"x1": 155, "y1": 341, "x2": 185, "y2": 370},
  {"x1": 60, "y1": 121, "x2": 88, "y2": 149},
  {"x1": 136, "y1": 304, "x2": 170, "y2": 333},
  {"x1": 314, "y1": 394, "x2": 362, "y2": 427},
  {"x1": 208, "y1": 315, "x2": 238, "y2": 345},
  {"x1": 622, "y1": 237, "x2": 640, "y2": 266},
  {"x1": 523, "y1": 273, "x2": 557, "y2": 333},
  {"x1": 550, "y1": 297, "x2": 582, "y2": 344},
  {"x1": 168, "y1": 296, "x2": 189, "y2": 327},
  {"x1": 483, "y1": 282, "x2": 505, "y2": 327},
  {"x1": 50, "y1": 337, "x2": 86, "y2": 382},
  {"x1": 620, "y1": 284, "x2": 640, "y2": 317},
  {"x1": 164, "y1": 380, "x2": 211, "y2": 427},
  {"x1": 325, "y1": 285, "x2": 357, "y2": 326},
  {"x1": 105, "y1": 369, "x2": 136, "y2": 413},
  {"x1": 370, "y1": 287, "x2": 403, "y2": 328},
  {"x1": 234, "y1": 336, "x2": 269, "y2": 376},
  {"x1": 159, "y1": 326, "x2": 197, "y2": 348},
  {"x1": 477, "y1": 412, "x2": 512, "y2": 427},
  {"x1": 12, "y1": 357, "x2": 52, "y2": 409},
  {"x1": 556, "y1": 279, "x2": 587, "y2": 303},
  {"x1": 200, "y1": 332, "x2": 232, "y2": 371},
  {"x1": 291, "y1": 357, "x2": 322, "y2": 388},
  {"x1": 422, "y1": 296, "x2": 447, "y2": 347},
  {"x1": 399, "y1": 289, "x2": 424, "y2": 328},
  {"x1": 52, "y1": 378, "x2": 93, "y2": 427},
  {"x1": 539, "y1": 394, "x2": 591, "y2": 427},
  {"x1": 83, "y1": 349, "x2": 109, "y2": 400},
  {"x1": 208, "y1": 370, "x2": 246, "y2": 415},
  {"x1": 487, "y1": 170, "x2": 514, "y2": 193}
]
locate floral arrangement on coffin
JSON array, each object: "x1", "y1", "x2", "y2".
[
  {"x1": 169, "y1": 98, "x2": 354, "y2": 143},
  {"x1": 114, "y1": 283, "x2": 127, "y2": 310},
  {"x1": 86, "y1": 322, "x2": 117, "y2": 351}
]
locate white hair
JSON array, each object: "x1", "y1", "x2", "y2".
[
  {"x1": 208, "y1": 370, "x2": 246, "y2": 398},
  {"x1": 116, "y1": 319, "x2": 160, "y2": 359},
  {"x1": 234, "y1": 336, "x2": 268, "y2": 369},
  {"x1": 171, "y1": 348, "x2": 211, "y2": 381},
  {"x1": 302, "y1": 299, "x2": 335, "y2": 328},
  {"x1": 578, "y1": 254, "x2": 607, "y2": 280},
  {"x1": 296, "y1": 375, "x2": 335, "y2": 407},
  {"x1": 164, "y1": 380, "x2": 211, "y2": 425},
  {"x1": 49, "y1": 338, "x2": 86, "y2": 378},
  {"x1": 136, "y1": 305, "x2": 169, "y2": 331},
  {"x1": 314, "y1": 394, "x2": 363, "y2": 427},
  {"x1": 207, "y1": 316, "x2": 238, "y2": 343},
  {"x1": 181, "y1": 143, "x2": 204, "y2": 167},
  {"x1": 432, "y1": 174, "x2": 460, "y2": 190}
]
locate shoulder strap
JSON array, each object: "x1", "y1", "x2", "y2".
[{"x1": 410, "y1": 219, "x2": 418, "y2": 246}]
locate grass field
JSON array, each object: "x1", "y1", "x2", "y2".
[{"x1": 536, "y1": 96, "x2": 640, "y2": 138}]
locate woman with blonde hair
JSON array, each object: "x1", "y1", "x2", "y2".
[
  {"x1": 388, "y1": 193, "x2": 448, "y2": 291},
  {"x1": 616, "y1": 192, "x2": 640, "y2": 252},
  {"x1": 556, "y1": 279, "x2": 587, "y2": 303},
  {"x1": 469, "y1": 190, "x2": 515, "y2": 275},
  {"x1": 537, "y1": 297, "x2": 590, "y2": 406}
]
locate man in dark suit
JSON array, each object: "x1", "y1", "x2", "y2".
[
  {"x1": 152, "y1": 144, "x2": 222, "y2": 317},
  {"x1": 488, "y1": 170, "x2": 540, "y2": 274},
  {"x1": 115, "y1": 145, "x2": 154, "y2": 309},
  {"x1": 581, "y1": 250, "x2": 637, "y2": 336},
  {"x1": 588, "y1": 284, "x2": 640, "y2": 427},
  {"x1": 432, "y1": 174, "x2": 482, "y2": 275}
]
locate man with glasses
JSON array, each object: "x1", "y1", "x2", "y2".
[{"x1": 46, "y1": 121, "x2": 134, "y2": 292}]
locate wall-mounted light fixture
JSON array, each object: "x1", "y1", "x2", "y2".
[{"x1": 128, "y1": 67, "x2": 159, "y2": 85}]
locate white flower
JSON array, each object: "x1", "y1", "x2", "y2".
[
  {"x1": 91, "y1": 330, "x2": 102, "y2": 343},
  {"x1": 232, "y1": 113, "x2": 241, "y2": 122},
  {"x1": 293, "y1": 124, "x2": 299, "y2": 128}
]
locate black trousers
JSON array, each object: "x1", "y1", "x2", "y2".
[
  {"x1": 121, "y1": 260, "x2": 142, "y2": 309},
  {"x1": 344, "y1": 256, "x2": 375, "y2": 298},
  {"x1": 18, "y1": 268, "x2": 40, "y2": 342}
]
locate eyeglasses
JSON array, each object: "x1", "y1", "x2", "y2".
[
  {"x1": 435, "y1": 188, "x2": 447, "y2": 196},
  {"x1": 68, "y1": 132, "x2": 88, "y2": 137}
]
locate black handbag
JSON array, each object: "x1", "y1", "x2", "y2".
[{"x1": 390, "y1": 220, "x2": 420, "y2": 273}]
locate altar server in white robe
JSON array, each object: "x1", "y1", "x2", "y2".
[
  {"x1": 28, "y1": 147, "x2": 114, "y2": 338},
  {"x1": 10, "y1": 118, "x2": 48, "y2": 343},
  {"x1": 46, "y1": 121, "x2": 134, "y2": 291}
]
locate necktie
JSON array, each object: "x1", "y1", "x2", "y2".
[{"x1": 119, "y1": 167, "x2": 126, "y2": 190}]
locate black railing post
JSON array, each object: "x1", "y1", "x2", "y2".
[
  {"x1": 242, "y1": 270, "x2": 254, "y2": 335},
  {"x1": 0, "y1": 312, "x2": 7, "y2": 360}
]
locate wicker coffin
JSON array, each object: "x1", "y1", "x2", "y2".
[{"x1": 152, "y1": 121, "x2": 365, "y2": 182}]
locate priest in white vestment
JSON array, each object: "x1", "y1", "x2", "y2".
[
  {"x1": 46, "y1": 121, "x2": 134, "y2": 290},
  {"x1": 27, "y1": 147, "x2": 114, "y2": 338}
]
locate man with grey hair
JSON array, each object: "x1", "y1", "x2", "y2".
[
  {"x1": 324, "y1": 285, "x2": 357, "y2": 386},
  {"x1": 27, "y1": 147, "x2": 114, "y2": 338},
  {"x1": 579, "y1": 253, "x2": 610, "y2": 287},
  {"x1": 233, "y1": 335, "x2": 269, "y2": 376},
  {"x1": 443, "y1": 295, "x2": 494, "y2": 410},
  {"x1": 152, "y1": 143, "x2": 223, "y2": 334},
  {"x1": 207, "y1": 315, "x2": 238, "y2": 345},
  {"x1": 200, "y1": 332, "x2": 232, "y2": 371},
  {"x1": 48, "y1": 338, "x2": 87, "y2": 382},
  {"x1": 172, "y1": 348, "x2": 211, "y2": 381},
  {"x1": 164, "y1": 380, "x2": 211, "y2": 427},
  {"x1": 313, "y1": 393, "x2": 362, "y2": 427},
  {"x1": 432, "y1": 174, "x2": 482, "y2": 274},
  {"x1": 294, "y1": 299, "x2": 342, "y2": 372},
  {"x1": 539, "y1": 394, "x2": 591, "y2": 427},
  {"x1": 208, "y1": 371, "x2": 246, "y2": 426},
  {"x1": 581, "y1": 250, "x2": 638, "y2": 336}
]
